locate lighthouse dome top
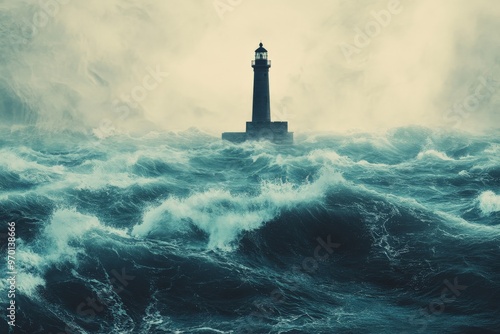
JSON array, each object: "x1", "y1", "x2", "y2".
[
  {"x1": 254, "y1": 43, "x2": 269, "y2": 61},
  {"x1": 255, "y1": 42, "x2": 267, "y2": 53}
]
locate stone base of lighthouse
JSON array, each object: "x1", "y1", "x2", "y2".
[{"x1": 222, "y1": 121, "x2": 293, "y2": 144}]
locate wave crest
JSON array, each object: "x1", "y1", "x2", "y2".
[
  {"x1": 131, "y1": 168, "x2": 345, "y2": 249},
  {"x1": 477, "y1": 191, "x2": 500, "y2": 215}
]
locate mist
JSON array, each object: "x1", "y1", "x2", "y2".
[{"x1": 1, "y1": 0, "x2": 499, "y2": 135}]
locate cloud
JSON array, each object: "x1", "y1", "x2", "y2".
[{"x1": 0, "y1": 0, "x2": 498, "y2": 134}]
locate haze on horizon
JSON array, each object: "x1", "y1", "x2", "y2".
[{"x1": 0, "y1": 0, "x2": 499, "y2": 135}]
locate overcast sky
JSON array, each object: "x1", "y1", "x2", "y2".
[{"x1": 1, "y1": 0, "x2": 499, "y2": 134}]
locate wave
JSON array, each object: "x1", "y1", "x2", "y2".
[
  {"x1": 1, "y1": 126, "x2": 500, "y2": 333},
  {"x1": 132, "y1": 167, "x2": 345, "y2": 250},
  {"x1": 477, "y1": 190, "x2": 500, "y2": 215},
  {"x1": 416, "y1": 149, "x2": 453, "y2": 161},
  {"x1": 12, "y1": 209, "x2": 129, "y2": 299}
]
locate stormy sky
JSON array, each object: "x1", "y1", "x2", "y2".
[{"x1": 1, "y1": 0, "x2": 499, "y2": 134}]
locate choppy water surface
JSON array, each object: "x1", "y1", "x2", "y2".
[{"x1": 1, "y1": 126, "x2": 499, "y2": 333}]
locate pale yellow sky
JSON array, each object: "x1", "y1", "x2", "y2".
[{"x1": 1, "y1": 0, "x2": 499, "y2": 134}]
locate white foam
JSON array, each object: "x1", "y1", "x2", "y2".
[
  {"x1": 16, "y1": 272, "x2": 46, "y2": 297},
  {"x1": 458, "y1": 170, "x2": 470, "y2": 177},
  {"x1": 17, "y1": 248, "x2": 45, "y2": 269},
  {"x1": 14, "y1": 209, "x2": 128, "y2": 298},
  {"x1": 250, "y1": 152, "x2": 273, "y2": 163},
  {"x1": 132, "y1": 167, "x2": 345, "y2": 250},
  {"x1": 436, "y1": 210, "x2": 500, "y2": 236},
  {"x1": 0, "y1": 149, "x2": 65, "y2": 184},
  {"x1": 416, "y1": 149, "x2": 453, "y2": 161},
  {"x1": 484, "y1": 143, "x2": 500, "y2": 155},
  {"x1": 477, "y1": 191, "x2": 500, "y2": 215},
  {"x1": 42, "y1": 209, "x2": 102, "y2": 263},
  {"x1": 307, "y1": 149, "x2": 351, "y2": 166}
]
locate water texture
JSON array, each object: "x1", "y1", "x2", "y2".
[{"x1": 0, "y1": 126, "x2": 499, "y2": 333}]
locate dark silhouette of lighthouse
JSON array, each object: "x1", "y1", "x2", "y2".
[
  {"x1": 251, "y1": 43, "x2": 271, "y2": 122},
  {"x1": 222, "y1": 43, "x2": 293, "y2": 144}
]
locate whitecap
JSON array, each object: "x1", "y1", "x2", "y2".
[
  {"x1": 477, "y1": 191, "x2": 500, "y2": 215},
  {"x1": 132, "y1": 167, "x2": 345, "y2": 250},
  {"x1": 416, "y1": 149, "x2": 453, "y2": 161}
]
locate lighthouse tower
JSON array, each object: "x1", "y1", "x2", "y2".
[
  {"x1": 222, "y1": 43, "x2": 293, "y2": 144},
  {"x1": 251, "y1": 43, "x2": 271, "y2": 122}
]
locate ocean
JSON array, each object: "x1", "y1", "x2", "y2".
[{"x1": 1, "y1": 125, "x2": 499, "y2": 333}]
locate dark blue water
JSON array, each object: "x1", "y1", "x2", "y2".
[{"x1": 1, "y1": 126, "x2": 499, "y2": 334}]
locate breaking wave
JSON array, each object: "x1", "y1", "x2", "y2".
[{"x1": 1, "y1": 126, "x2": 499, "y2": 333}]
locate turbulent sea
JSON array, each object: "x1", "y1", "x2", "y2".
[{"x1": 1, "y1": 126, "x2": 500, "y2": 334}]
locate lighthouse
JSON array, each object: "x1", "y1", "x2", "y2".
[
  {"x1": 222, "y1": 43, "x2": 293, "y2": 144},
  {"x1": 251, "y1": 43, "x2": 271, "y2": 123}
]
